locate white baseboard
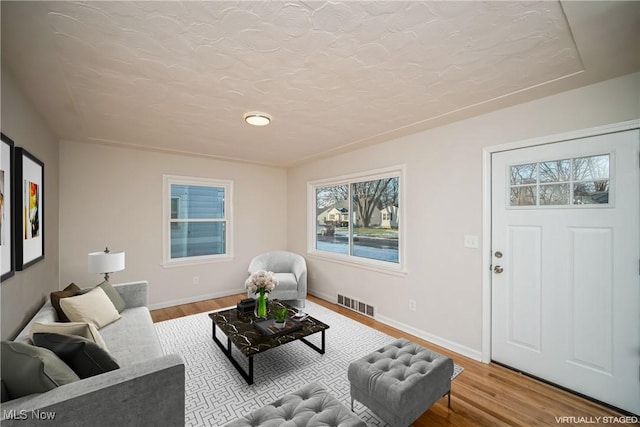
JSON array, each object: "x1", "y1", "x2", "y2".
[
  {"x1": 375, "y1": 314, "x2": 483, "y2": 362},
  {"x1": 308, "y1": 288, "x2": 335, "y2": 303},
  {"x1": 308, "y1": 289, "x2": 482, "y2": 362},
  {"x1": 149, "y1": 288, "x2": 245, "y2": 310}
]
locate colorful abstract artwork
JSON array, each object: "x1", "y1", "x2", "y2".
[
  {"x1": 15, "y1": 146, "x2": 44, "y2": 271},
  {"x1": 24, "y1": 180, "x2": 39, "y2": 239}
]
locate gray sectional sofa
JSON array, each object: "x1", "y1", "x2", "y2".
[{"x1": 0, "y1": 281, "x2": 185, "y2": 427}]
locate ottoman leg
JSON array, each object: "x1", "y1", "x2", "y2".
[{"x1": 447, "y1": 391, "x2": 451, "y2": 408}]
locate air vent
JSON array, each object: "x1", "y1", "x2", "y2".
[{"x1": 337, "y1": 294, "x2": 375, "y2": 318}]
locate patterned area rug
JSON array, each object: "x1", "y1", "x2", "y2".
[{"x1": 155, "y1": 300, "x2": 464, "y2": 426}]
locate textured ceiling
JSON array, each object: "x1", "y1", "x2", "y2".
[{"x1": 2, "y1": 1, "x2": 639, "y2": 166}]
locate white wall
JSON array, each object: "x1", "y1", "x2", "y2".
[
  {"x1": 287, "y1": 72, "x2": 640, "y2": 359},
  {"x1": 6, "y1": 67, "x2": 638, "y2": 352},
  {"x1": 59, "y1": 141, "x2": 287, "y2": 308},
  {"x1": 1, "y1": 64, "x2": 60, "y2": 340}
]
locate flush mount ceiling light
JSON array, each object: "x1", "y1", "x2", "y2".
[{"x1": 244, "y1": 112, "x2": 272, "y2": 126}]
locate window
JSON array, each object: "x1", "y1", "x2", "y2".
[
  {"x1": 163, "y1": 175, "x2": 233, "y2": 265},
  {"x1": 308, "y1": 166, "x2": 404, "y2": 273},
  {"x1": 509, "y1": 154, "x2": 610, "y2": 207}
]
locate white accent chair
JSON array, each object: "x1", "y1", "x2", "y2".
[{"x1": 247, "y1": 251, "x2": 307, "y2": 305}]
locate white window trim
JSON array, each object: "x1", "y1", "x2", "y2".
[
  {"x1": 162, "y1": 174, "x2": 234, "y2": 267},
  {"x1": 307, "y1": 165, "x2": 407, "y2": 276}
]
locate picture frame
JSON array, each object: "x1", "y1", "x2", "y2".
[
  {"x1": 14, "y1": 147, "x2": 44, "y2": 270},
  {"x1": 1, "y1": 133, "x2": 15, "y2": 281}
]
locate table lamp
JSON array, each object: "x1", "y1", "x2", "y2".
[{"x1": 88, "y1": 247, "x2": 125, "y2": 282}]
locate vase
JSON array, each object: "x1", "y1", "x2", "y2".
[
  {"x1": 274, "y1": 320, "x2": 286, "y2": 329},
  {"x1": 255, "y1": 290, "x2": 268, "y2": 318}
]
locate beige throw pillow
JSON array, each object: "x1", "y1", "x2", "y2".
[
  {"x1": 60, "y1": 287, "x2": 121, "y2": 329},
  {"x1": 29, "y1": 321, "x2": 108, "y2": 350}
]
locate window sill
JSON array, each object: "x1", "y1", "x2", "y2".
[
  {"x1": 162, "y1": 255, "x2": 234, "y2": 268},
  {"x1": 306, "y1": 251, "x2": 407, "y2": 277}
]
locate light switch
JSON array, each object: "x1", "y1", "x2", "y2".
[{"x1": 464, "y1": 235, "x2": 479, "y2": 248}]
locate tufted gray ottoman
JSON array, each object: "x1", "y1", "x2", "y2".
[
  {"x1": 348, "y1": 338, "x2": 453, "y2": 427},
  {"x1": 225, "y1": 382, "x2": 366, "y2": 427}
]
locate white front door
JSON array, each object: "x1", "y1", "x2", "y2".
[{"x1": 491, "y1": 129, "x2": 640, "y2": 415}]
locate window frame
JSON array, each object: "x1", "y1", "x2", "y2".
[
  {"x1": 162, "y1": 174, "x2": 234, "y2": 267},
  {"x1": 307, "y1": 165, "x2": 406, "y2": 276}
]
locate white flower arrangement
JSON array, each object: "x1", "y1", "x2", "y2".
[{"x1": 245, "y1": 270, "x2": 278, "y2": 295}]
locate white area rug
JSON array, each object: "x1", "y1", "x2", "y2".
[{"x1": 155, "y1": 300, "x2": 463, "y2": 426}]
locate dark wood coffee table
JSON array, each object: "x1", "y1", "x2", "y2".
[{"x1": 209, "y1": 300, "x2": 329, "y2": 385}]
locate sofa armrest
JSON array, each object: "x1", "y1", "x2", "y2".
[
  {"x1": 0, "y1": 354, "x2": 184, "y2": 427},
  {"x1": 113, "y1": 280, "x2": 148, "y2": 308}
]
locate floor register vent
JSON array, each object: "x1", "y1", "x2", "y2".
[{"x1": 337, "y1": 294, "x2": 375, "y2": 318}]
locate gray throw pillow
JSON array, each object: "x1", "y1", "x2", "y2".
[
  {"x1": 32, "y1": 333, "x2": 120, "y2": 379},
  {"x1": 1, "y1": 379, "x2": 9, "y2": 402},
  {"x1": 97, "y1": 281, "x2": 126, "y2": 313},
  {"x1": 1, "y1": 341, "x2": 79, "y2": 399},
  {"x1": 78, "y1": 281, "x2": 126, "y2": 312}
]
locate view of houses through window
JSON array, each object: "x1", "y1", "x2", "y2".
[
  {"x1": 314, "y1": 174, "x2": 400, "y2": 264},
  {"x1": 509, "y1": 153, "x2": 610, "y2": 207},
  {"x1": 164, "y1": 176, "x2": 232, "y2": 263}
]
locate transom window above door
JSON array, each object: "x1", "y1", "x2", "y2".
[{"x1": 509, "y1": 153, "x2": 610, "y2": 207}]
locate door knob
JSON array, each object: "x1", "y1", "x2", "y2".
[{"x1": 493, "y1": 265, "x2": 503, "y2": 274}]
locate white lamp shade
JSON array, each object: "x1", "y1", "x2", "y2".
[{"x1": 88, "y1": 251, "x2": 125, "y2": 275}]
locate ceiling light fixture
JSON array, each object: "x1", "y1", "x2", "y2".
[{"x1": 244, "y1": 112, "x2": 272, "y2": 126}]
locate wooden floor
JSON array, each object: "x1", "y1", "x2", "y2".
[{"x1": 151, "y1": 294, "x2": 635, "y2": 427}]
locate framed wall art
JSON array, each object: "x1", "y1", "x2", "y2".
[
  {"x1": 1, "y1": 133, "x2": 15, "y2": 281},
  {"x1": 14, "y1": 147, "x2": 44, "y2": 270}
]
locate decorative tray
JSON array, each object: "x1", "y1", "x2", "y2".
[{"x1": 254, "y1": 317, "x2": 303, "y2": 337}]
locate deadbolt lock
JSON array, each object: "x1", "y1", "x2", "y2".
[{"x1": 494, "y1": 251, "x2": 503, "y2": 258}]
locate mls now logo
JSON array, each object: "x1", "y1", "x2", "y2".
[
  {"x1": 3, "y1": 410, "x2": 28, "y2": 420},
  {"x1": 3, "y1": 410, "x2": 56, "y2": 420}
]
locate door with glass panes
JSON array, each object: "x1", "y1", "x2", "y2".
[{"x1": 491, "y1": 129, "x2": 640, "y2": 415}]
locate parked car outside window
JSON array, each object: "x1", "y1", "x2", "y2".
[{"x1": 316, "y1": 223, "x2": 335, "y2": 236}]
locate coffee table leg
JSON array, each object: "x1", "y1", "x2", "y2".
[
  {"x1": 300, "y1": 329, "x2": 326, "y2": 354},
  {"x1": 211, "y1": 324, "x2": 254, "y2": 385}
]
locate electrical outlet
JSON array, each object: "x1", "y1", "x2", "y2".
[
  {"x1": 464, "y1": 235, "x2": 479, "y2": 248},
  {"x1": 408, "y1": 299, "x2": 416, "y2": 311},
  {"x1": 193, "y1": 276, "x2": 199, "y2": 285}
]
